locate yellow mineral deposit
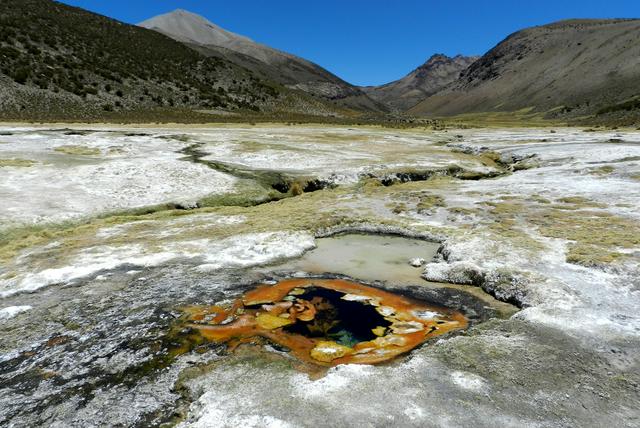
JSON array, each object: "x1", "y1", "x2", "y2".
[{"x1": 184, "y1": 278, "x2": 468, "y2": 366}]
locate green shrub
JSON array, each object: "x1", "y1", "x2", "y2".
[{"x1": 12, "y1": 68, "x2": 29, "y2": 84}]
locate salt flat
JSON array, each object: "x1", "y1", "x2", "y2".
[
  {"x1": 0, "y1": 128, "x2": 237, "y2": 229},
  {"x1": 1, "y1": 125, "x2": 639, "y2": 427}
]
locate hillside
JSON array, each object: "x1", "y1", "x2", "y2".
[
  {"x1": 361, "y1": 54, "x2": 477, "y2": 111},
  {"x1": 410, "y1": 19, "x2": 640, "y2": 122},
  {"x1": 0, "y1": 0, "x2": 339, "y2": 121},
  {"x1": 139, "y1": 9, "x2": 386, "y2": 113}
]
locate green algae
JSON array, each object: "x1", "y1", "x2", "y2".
[
  {"x1": 555, "y1": 196, "x2": 607, "y2": 209},
  {"x1": 197, "y1": 179, "x2": 281, "y2": 207},
  {"x1": 385, "y1": 191, "x2": 446, "y2": 215},
  {"x1": 106, "y1": 147, "x2": 126, "y2": 155},
  {"x1": 512, "y1": 160, "x2": 540, "y2": 171},
  {"x1": 565, "y1": 244, "x2": 626, "y2": 266},
  {"x1": 530, "y1": 195, "x2": 551, "y2": 204},
  {"x1": 1, "y1": 153, "x2": 632, "y2": 277},
  {"x1": 54, "y1": 145, "x2": 101, "y2": 156},
  {"x1": 234, "y1": 140, "x2": 311, "y2": 154},
  {"x1": 157, "y1": 134, "x2": 192, "y2": 144},
  {"x1": 482, "y1": 198, "x2": 640, "y2": 267},
  {"x1": 610, "y1": 156, "x2": 640, "y2": 163},
  {"x1": 528, "y1": 209, "x2": 640, "y2": 267},
  {"x1": 588, "y1": 165, "x2": 615, "y2": 175},
  {"x1": 4, "y1": 130, "x2": 632, "y2": 286},
  {"x1": 0, "y1": 176, "x2": 455, "y2": 276},
  {"x1": 0, "y1": 162, "x2": 459, "y2": 267},
  {"x1": 0, "y1": 192, "x2": 321, "y2": 265},
  {"x1": 0, "y1": 176, "x2": 295, "y2": 265},
  {"x1": 448, "y1": 207, "x2": 479, "y2": 216},
  {"x1": 390, "y1": 202, "x2": 408, "y2": 214},
  {"x1": 311, "y1": 132, "x2": 372, "y2": 143},
  {"x1": 0, "y1": 158, "x2": 37, "y2": 167},
  {"x1": 416, "y1": 194, "x2": 446, "y2": 212}
]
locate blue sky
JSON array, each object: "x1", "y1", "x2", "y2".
[{"x1": 60, "y1": 0, "x2": 640, "y2": 86}]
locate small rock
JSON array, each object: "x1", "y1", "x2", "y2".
[
  {"x1": 310, "y1": 341, "x2": 353, "y2": 362},
  {"x1": 175, "y1": 200, "x2": 199, "y2": 210},
  {"x1": 409, "y1": 257, "x2": 426, "y2": 267}
]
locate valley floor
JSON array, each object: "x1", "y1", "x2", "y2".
[{"x1": 0, "y1": 125, "x2": 639, "y2": 427}]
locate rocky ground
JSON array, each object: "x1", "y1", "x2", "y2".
[{"x1": 0, "y1": 125, "x2": 639, "y2": 427}]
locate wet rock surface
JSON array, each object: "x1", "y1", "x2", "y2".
[
  {"x1": 0, "y1": 265, "x2": 241, "y2": 426},
  {"x1": 0, "y1": 265, "x2": 500, "y2": 427}
]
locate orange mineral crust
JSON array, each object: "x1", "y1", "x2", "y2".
[{"x1": 184, "y1": 278, "x2": 468, "y2": 366}]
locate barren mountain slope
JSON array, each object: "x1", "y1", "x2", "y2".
[
  {"x1": 0, "y1": 0, "x2": 319, "y2": 120},
  {"x1": 410, "y1": 19, "x2": 640, "y2": 119},
  {"x1": 139, "y1": 9, "x2": 386, "y2": 112},
  {"x1": 361, "y1": 54, "x2": 478, "y2": 111}
]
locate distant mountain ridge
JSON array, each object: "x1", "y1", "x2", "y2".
[
  {"x1": 410, "y1": 19, "x2": 640, "y2": 121},
  {"x1": 361, "y1": 54, "x2": 478, "y2": 111},
  {"x1": 139, "y1": 9, "x2": 386, "y2": 112},
  {"x1": 3, "y1": 2, "x2": 638, "y2": 124}
]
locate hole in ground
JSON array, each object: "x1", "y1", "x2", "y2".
[
  {"x1": 183, "y1": 278, "x2": 467, "y2": 366},
  {"x1": 281, "y1": 287, "x2": 392, "y2": 347}
]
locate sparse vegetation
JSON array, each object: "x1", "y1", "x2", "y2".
[
  {"x1": 588, "y1": 165, "x2": 615, "y2": 175},
  {"x1": 483, "y1": 198, "x2": 640, "y2": 267},
  {"x1": 54, "y1": 145, "x2": 101, "y2": 156},
  {"x1": 0, "y1": 158, "x2": 36, "y2": 167},
  {"x1": 596, "y1": 98, "x2": 640, "y2": 115},
  {"x1": 0, "y1": 0, "x2": 286, "y2": 120},
  {"x1": 416, "y1": 194, "x2": 446, "y2": 212}
]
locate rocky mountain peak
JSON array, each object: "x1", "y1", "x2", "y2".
[{"x1": 139, "y1": 9, "x2": 254, "y2": 46}]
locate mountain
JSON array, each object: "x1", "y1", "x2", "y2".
[
  {"x1": 0, "y1": 0, "x2": 340, "y2": 121},
  {"x1": 360, "y1": 54, "x2": 478, "y2": 111},
  {"x1": 410, "y1": 19, "x2": 640, "y2": 121},
  {"x1": 139, "y1": 9, "x2": 386, "y2": 112}
]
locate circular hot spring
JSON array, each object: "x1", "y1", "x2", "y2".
[{"x1": 182, "y1": 278, "x2": 468, "y2": 366}]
